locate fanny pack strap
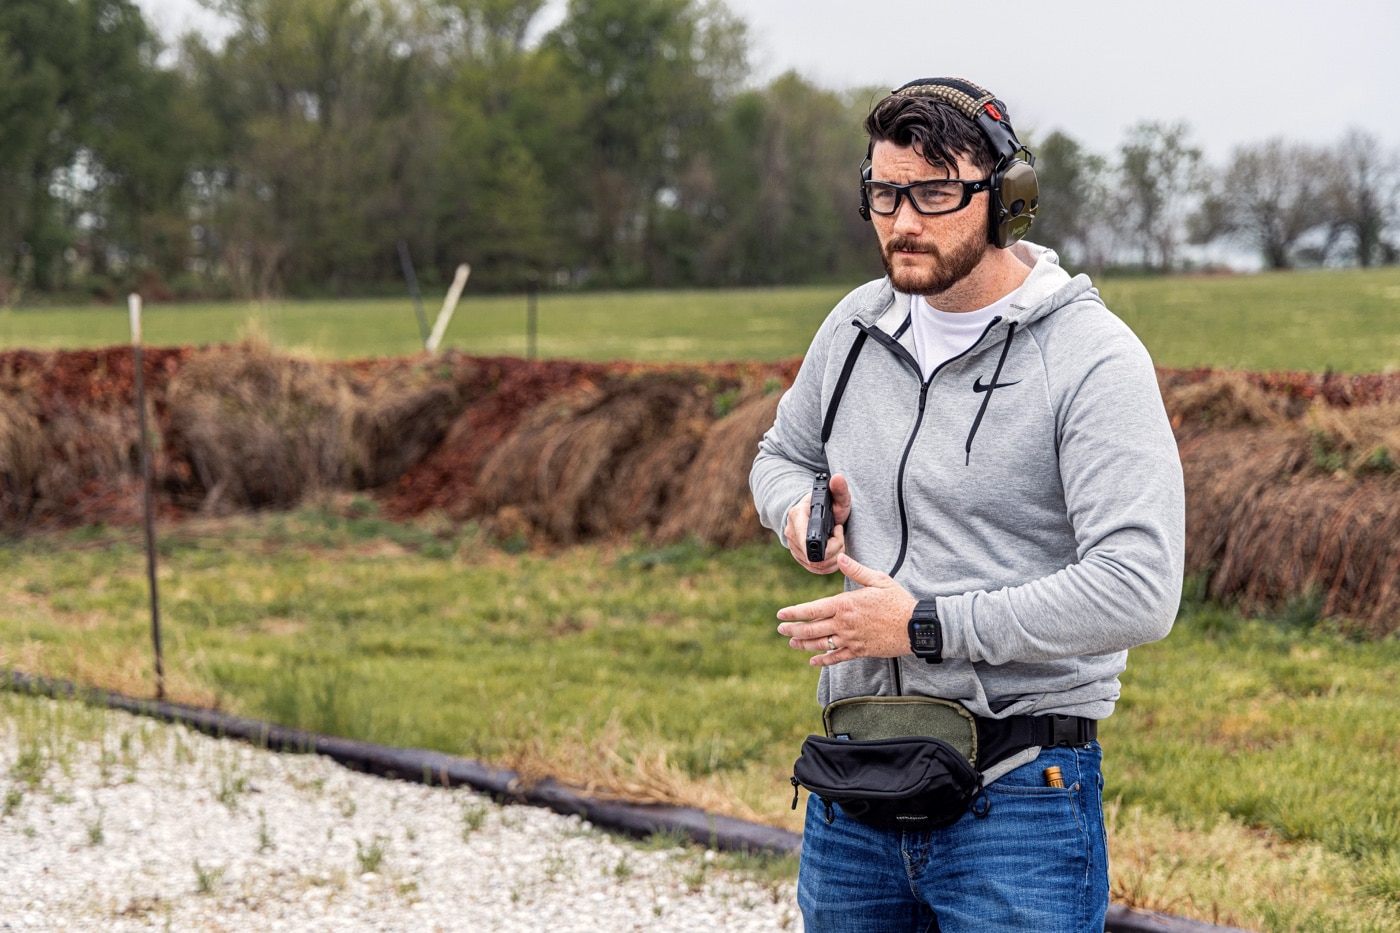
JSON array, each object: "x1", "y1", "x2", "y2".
[
  {"x1": 976, "y1": 714, "x2": 1097, "y2": 770},
  {"x1": 820, "y1": 696, "x2": 1097, "y2": 786}
]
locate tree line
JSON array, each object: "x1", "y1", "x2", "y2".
[{"x1": 2, "y1": 0, "x2": 1397, "y2": 303}]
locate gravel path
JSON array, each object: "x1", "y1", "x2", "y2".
[{"x1": 1, "y1": 696, "x2": 800, "y2": 931}]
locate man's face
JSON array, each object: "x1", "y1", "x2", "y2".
[{"x1": 869, "y1": 141, "x2": 992, "y2": 297}]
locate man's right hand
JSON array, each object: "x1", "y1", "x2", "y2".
[{"x1": 783, "y1": 473, "x2": 851, "y2": 574}]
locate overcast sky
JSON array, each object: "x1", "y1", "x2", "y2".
[{"x1": 139, "y1": 0, "x2": 1400, "y2": 161}]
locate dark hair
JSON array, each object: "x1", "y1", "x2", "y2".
[{"x1": 863, "y1": 96, "x2": 996, "y2": 176}]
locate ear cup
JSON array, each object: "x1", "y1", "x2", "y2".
[
  {"x1": 858, "y1": 162, "x2": 872, "y2": 221},
  {"x1": 990, "y1": 158, "x2": 1039, "y2": 248}
]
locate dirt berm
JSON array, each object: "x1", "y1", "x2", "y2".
[{"x1": 3, "y1": 346, "x2": 1397, "y2": 637}]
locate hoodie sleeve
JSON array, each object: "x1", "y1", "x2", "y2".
[
  {"x1": 749, "y1": 292, "x2": 865, "y2": 538},
  {"x1": 937, "y1": 307, "x2": 1185, "y2": 664}
]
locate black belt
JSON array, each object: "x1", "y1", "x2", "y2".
[{"x1": 976, "y1": 714, "x2": 1097, "y2": 770}]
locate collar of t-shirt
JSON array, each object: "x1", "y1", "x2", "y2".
[{"x1": 909, "y1": 288, "x2": 1022, "y2": 381}]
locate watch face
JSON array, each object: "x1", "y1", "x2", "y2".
[{"x1": 910, "y1": 621, "x2": 940, "y2": 651}]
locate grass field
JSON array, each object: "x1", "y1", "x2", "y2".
[
  {"x1": 3, "y1": 267, "x2": 1400, "y2": 372},
  {"x1": 2, "y1": 508, "x2": 1399, "y2": 931}
]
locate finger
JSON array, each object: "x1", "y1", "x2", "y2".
[
  {"x1": 810, "y1": 647, "x2": 855, "y2": 668},
  {"x1": 829, "y1": 473, "x2": 852, "y2": 524},
  {"x1": 783, "y1": 494, "x2": 814, "y2": 561},
  {"x1": 837, "y1": 552, "x2": 890, "y2": 588},
  {"x1": 777, "y1": 621, "x2": 837, "y2": 645},
  {"x1": 776, "y1": 596, "x2": 839, "y2": 628},
  {"x1": 786, "y1": 633, "x2": 837, "y2": 653}
]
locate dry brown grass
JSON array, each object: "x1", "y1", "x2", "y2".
[
  {"x1": 165, "y1": 342, "x2": 353, "y2": 510},
  {"x1": 0, "y1": 386, "x2": 139, "y2": 533},
  {"x1": 0, "y1": 393, "x2": 45, "y2": 529},
  {"x1": 1170, "y1": 378, "x2": 1400, "y2": 636},
  {"x1": 501, "y1": 718, "x2": 765, "y2": 823},
  {"x1": 1160, "y1": 370, "x2": 1292, "y2": 440},
  {"x1": 1212, "y1": 478, "x2": 1400, "y2": 637},
  {"x1": 1106, "y1": 801, "x2": 1400, "y2": 930},
  {"x1": 1176, "y1": 427, "x2": 1310, "y2": 577},
  {"x1": 657, "y1": 392, "x2": 781, "y2": 548},
  {"x1": 11, "y1": 346, "x2": 1400, "y2": 638},
  {"x1": 343, "y1": 363, "x2": 464, "y2": 489},
  {"x1": 1304, "y1": 399, "x2": 1400, "y2": 476},
  {"x1": 2, "y1": 639, "x2": 223, "y2": 710},
  {"x1": 475, "y1": 372, "x2": 736, "y2": 544},
  {"x1": 165, "y1": 342, "x2": 465, "y2": 511},
  {"x1": 598, "y1": 418, "x2": 711, "y2": 535}
]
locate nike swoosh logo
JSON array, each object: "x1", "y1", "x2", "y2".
[{"x1": 973, "y1": 376, "x2": 1021, "y2": 393}]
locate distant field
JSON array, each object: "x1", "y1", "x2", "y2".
[{"x1": 3, "y1": 267, "x2": 1399, "y2": 372}]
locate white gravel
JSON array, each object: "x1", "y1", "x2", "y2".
[{"x1": 0, "y1": 696, "x2": 800, "y2": 931}]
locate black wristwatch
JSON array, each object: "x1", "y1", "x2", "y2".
[{"x1": 908, "y1": 599, "x2": 943, "y2": 664}]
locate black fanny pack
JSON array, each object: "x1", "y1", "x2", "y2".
[
  {"x1": 792, "y1": 733, "x2": 981, "y2": 830},
  {"x1": 790, "y1": 696, "x2": 1096, "y2": 831}
]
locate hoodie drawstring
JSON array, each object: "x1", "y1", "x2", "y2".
[{"x1": 964, "y1": 322, "x2": 1017, "y2": 465}]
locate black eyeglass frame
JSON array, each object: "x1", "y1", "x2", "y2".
[{"x1": 861, "y1": 177, "x2": 992, "y2": 216}]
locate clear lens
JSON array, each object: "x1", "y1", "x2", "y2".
[
  {"x1": 864, "y1": 180, "x2": 973, "y2": 216},
  {"x1": 910, "y1": 182, "x2": 966, "y2": 212},
  {"x1": 866, "y1": 184, "x2": 901, "y2": 214}
]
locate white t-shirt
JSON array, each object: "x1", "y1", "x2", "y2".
[{"x1": 910, "y1": 287, "x2": 1024, "y2": 381}]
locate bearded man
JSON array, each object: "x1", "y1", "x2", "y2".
[{"x1": 750, "y1": 77, "x2": 1185, "y2": 933}]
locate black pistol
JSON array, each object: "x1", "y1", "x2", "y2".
[{"x1": 805, "y1": 472, "x2": 835, "y2": 562}]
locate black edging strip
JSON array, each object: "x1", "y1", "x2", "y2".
[
  {"x1": 3, "y1": 670, "x2": 799, "y2": 856},
  {"x1": 1, "y1": 670, "x2": 1252, "y2": 933}
]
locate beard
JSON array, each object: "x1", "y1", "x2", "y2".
[{"x1": 880, "y1": 233, "x2": 986, "y2": 297}]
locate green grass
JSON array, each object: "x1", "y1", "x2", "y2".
[
  {"x1": 0, "y1": 286, "x2": 851, "y2": 363},
  {"x1": 0, "y1": 511, "x2": 830, "y2": 809},
  {"x1": 1101, "y1": 268, "x2": 1400, "y2": 373},
  {"x1": 2, "y1": 509, "x2": 1399, "y2": 928},
  {"x1": 4, "y1": 267, "x2": 1400, "y2": 371}
]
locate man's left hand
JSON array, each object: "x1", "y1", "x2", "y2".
[{"x1": 775, "y1": 554, "x2": 919, "y2": 667}]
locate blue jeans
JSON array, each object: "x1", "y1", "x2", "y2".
[{"x1": 797, "y1": 742, "x2": 1108, "y2": 933}]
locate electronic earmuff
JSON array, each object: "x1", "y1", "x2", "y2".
[
  {"x1": 858, "y1": 160, "x2": 874, "y2": 222},
  {"x1": 859, "y1": 77, "x2": 1039, "y2": 249}
]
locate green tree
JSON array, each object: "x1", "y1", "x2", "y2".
[
  {"x1": 1116, "y1": 121, "x2": 1206, "y2": 272},
  {"x1": 189, "y1": 0, "x2": 444, "y2": 295},
  {"x1": 543, "y1": 0, "x2": 748, "y2": 286},
  {"x1": 1191, "y1": 138, "x2": 1331, "y2": 270},
  {"x1": 1024, "y1": 130, "x2": 1111, "y2": 271},
  {"x1": 695, "y1": 74, "x2": 877, "y2": 286},
  {"x1": 427, "y1": 0, "x2": 564, "y2": 291},
  {"x1": 0, "y1": 0, "x2": 188, "y2": 299},
  {"x1": 1323, "y1": 129, "x2": 1399, "y2": 267}
]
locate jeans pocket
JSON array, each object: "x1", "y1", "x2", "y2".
[{"x1": 986, "y1": 773, "x2": 1084, "y2": 836}]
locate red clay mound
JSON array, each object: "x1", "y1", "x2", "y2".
[{"x1": 3, "y1": 348, "x2": 1397, "y2": 636}]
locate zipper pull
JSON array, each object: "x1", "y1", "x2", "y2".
[{"x1": 790, "y1": 776, "x2": 800, "y2": 810}]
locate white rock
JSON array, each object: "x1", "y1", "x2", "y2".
[{"x1": 1, "y1": 698, "x2": 802, "y2": 932}]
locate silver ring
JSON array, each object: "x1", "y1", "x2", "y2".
[{"x1": 827, "y1": 635, "x2": 835, "y2": 651}]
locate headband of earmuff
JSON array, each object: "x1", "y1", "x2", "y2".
[{"x1": 861, "y1": 77, "x2": 1039, "y2": 248}]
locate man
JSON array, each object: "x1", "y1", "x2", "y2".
[{"x1": 749, "y1": 78, "x2": 1184, "y2": 932}]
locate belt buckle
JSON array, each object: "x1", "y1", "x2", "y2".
[{"x1": 1050, "y1": 714, "x2": 1081, "y2": 747}]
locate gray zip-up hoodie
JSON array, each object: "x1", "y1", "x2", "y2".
[{"x1": 750, "y1": 243, "x2": 1185, "y2": 721}]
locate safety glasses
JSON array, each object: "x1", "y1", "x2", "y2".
[{"x1": 863, "y1": 177, "x2": 991, "y2": 216}]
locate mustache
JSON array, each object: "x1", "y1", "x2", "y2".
[{"x1": 885, "y1": 236, "x2": 937, "y2": 255}]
